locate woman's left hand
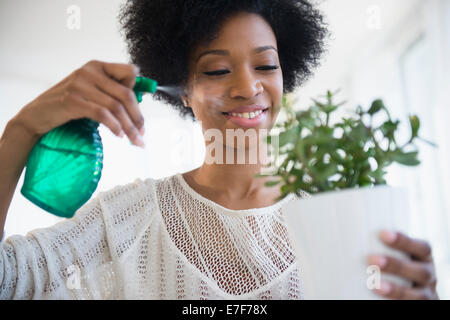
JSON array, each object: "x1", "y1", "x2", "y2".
[{"x1": 367, "y1": 230, "x2": 440, "y2": 300}]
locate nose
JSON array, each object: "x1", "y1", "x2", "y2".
[{"x1": 229, "y1": 67, "x2": 264, "y2": 99}]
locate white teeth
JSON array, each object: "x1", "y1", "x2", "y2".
[{"x1": 229, "y1": 109, "x2": 264, "y2": 119}]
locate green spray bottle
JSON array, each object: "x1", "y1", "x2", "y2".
[{"x1": 20, "y1": 76, "x2": 158, "y2": 218}]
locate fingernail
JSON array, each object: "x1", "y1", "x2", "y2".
[
  {"x1": 139, "y1": 126, "x2": 145, "y2": 136},
  {"x1": 380, "y1": 230, "x2": 397, "y2": 244},
  {"x1": 129, "y1": 135, "x2": 145, "y2": 148},
  {"x1": 373, "y1": 255, "x2": 387, "y2": 268},
  {"x1": 119, "y1": 130, "x2": 125, "y2": 138},
  {"x1": 135, "y1": 135, "x2": 145, "y2": 148},
  {"x1": 378, "y1": 281, "x2": 392, "y2": 295}
]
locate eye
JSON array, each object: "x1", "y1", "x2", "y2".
[
  {"x1": 203, "y1": 70, "x2": 230, "y2": 76},
  {"x1": 256, "y1": 65, "x2": 279, "y2": 71},
  {"x1": 203, "y1": 65, "x2": 280, "y2": 77}
]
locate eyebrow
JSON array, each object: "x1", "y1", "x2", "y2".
[{"x1": 196, "y1": 45, "x2": 278, "y2": 62}]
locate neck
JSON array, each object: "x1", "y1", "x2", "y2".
[{"x1": 192, "y1": 139, "x2": 275, "y2": 199}]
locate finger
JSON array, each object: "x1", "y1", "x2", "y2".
[
  {"x1": 96, "y1": 72, "x2": 144, "y2": 131},
  {"x1": 367, "y1": 254, "x2": 435, "y2": 286},
  {"x1": 79, "y1": 61, "x2": 144, "y2": 133},
  {"x1": 101, "y1": 61, "x2": 139, "y2": 88},
  {"x1": 379, "y1": 230, "x2": 433, "y2": 262},
  {"x1": 65, "y1": 93, "x2": 124, "y2": 138},
  {"x1": 72, "y1": 79, "x2": 143, "y2": 144},
  {"x1": 373, "y1": 280, "x2": 435, "y2": 300},
  {"x1": 85, "y1": 74, "x2": 144, "y2": 139}
]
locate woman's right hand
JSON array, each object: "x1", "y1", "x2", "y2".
[{"x1": 11, "y1": 60, "x2": 145, "y2": 147}]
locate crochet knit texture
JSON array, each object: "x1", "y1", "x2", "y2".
[{"x1": 0, "y1": 173, "x2": 310, "y2": 299}]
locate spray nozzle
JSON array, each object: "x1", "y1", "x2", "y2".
[{"x1": 133, "y1": 76, "x2": 158, "y2": 102}]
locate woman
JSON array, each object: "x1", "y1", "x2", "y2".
[{"x1": 0, "y1": 0, "x2": 439, "y2": 299}]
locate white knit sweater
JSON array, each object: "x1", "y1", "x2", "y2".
[{"x1": 0, "y1": 173, "x2": 309, "y2": 300}]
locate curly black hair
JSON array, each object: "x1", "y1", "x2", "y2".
[{"x1": 118, "y1": 0, "x2": 328, "y2": 121}]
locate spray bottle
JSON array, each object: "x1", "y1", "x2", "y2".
[{"x1": 20, "y1": 76, "x2": 158, "y2": 218}]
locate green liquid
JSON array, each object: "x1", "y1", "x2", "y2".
[{"x1": 21, "y1": 119, "x2": 103, "y2": 218}]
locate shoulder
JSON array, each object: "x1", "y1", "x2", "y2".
[
  {"x1": 97, "y1": 175, "x2": 172, "y2": 210},
  {"x1": 95, "y1": 174, "x2": 177, "y2": 227},
  {"x1": 92, "y1": 175, "x2": 175, "y2": 260}
]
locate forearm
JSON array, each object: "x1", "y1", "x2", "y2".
[{"x1": 0, "y1": 118, "x2": 41, "y2": 239}]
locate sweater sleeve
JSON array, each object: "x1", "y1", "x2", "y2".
[
  {"x1": 0, "y1": 192, "x2": 114, "y2": 299},
  {"x1": 0, "y1": 177, "x2": 157, "y2": 300}
]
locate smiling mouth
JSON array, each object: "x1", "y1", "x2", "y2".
[{"x1": 221, "y1": 108, "x2": 269, "y2": 119}]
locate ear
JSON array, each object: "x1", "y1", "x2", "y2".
[{"x1": 180, "y1": 92, "x2": 191, "y2": 109}]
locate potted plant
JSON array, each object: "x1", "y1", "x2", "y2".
[{"x1": 258, "y1": 90, "x2": 436, "y2": 299}]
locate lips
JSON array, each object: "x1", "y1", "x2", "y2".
[
  {"x1": 223, "y1": 104, "x2": 267, "y2": 114},
  {"x1": 222, "y1": 108, "x2": 269, "y2": 128}
]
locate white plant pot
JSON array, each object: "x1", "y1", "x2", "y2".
[{"x1": 283, "y1": 185, "x2": 413, "y2": 300}]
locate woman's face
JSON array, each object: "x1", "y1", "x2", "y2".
[{"x1": 182, "y1": 12, "x2": 283, "y2": 147}]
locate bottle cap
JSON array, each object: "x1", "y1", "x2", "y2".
[{"x1": 133, "y1": 76, "x2": 158, "y2": 102}]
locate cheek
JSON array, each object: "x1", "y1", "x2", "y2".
[
  {"x1": 272, "y1": 73, "x2": 284, "y2": 100},
  {"x1": 189, "y1": 101, "x2": 224, "y2": 128},
  {"x1": 191, "y1": 77, "x2": 226, "y2": 108},
  {"x1": 190, "y1": 88, "x2": 228, "y2": 120},
  {"x1": 266, "y1": 76, "x2": 283, "y2": 114}
]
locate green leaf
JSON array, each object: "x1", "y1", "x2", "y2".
[
  {"x1": 315, "y1": 163, "x2": 339, "y2": 181},
  {"x1": 327, "y1": 90, "x2": 333, "y2": 99},
  {"x1": 368, "y1": 168, "x2": 387, "y2": 184},
  {"x1": 254, "y1": 173, "x2": 271, "y2": 178},
  {"x1": 409, "y1": 115, "x2": 420, "y2": 140},
  {"x1": 280, "y1": 184, "x2": 292, "y2": 194},
  {"x1": 358, "y1": 174, "x2": 373, "y2": 186},
  {"x1": 340, "y1": 117, "x2": 357, "y2": 128},
  {"x1": 379, "y1": 120, "x2": 399, "y2": 138},
  {"x1": 391, "y1": 150, "x2": 420, "y2": 166},
  {"x1": 279, "y1": 126, "x2": 300, "y2": 147},
  {"x1": 349, "y1": 123, "x2": 370, "y2": 143},
  {"x1": 368, "y1": 99, "x2": 384, "y2": 115},
  {"x1": 298, "y1": 117, "x2": 316, "y2": 130},
  {"x1": 329, "y1": 150, "x2": 346, "y2": 165},
  {"x1": 264, "y1": 180, "x2": 282, "y2": 187},
  {"x1": 323, "y1": 104, "x2": 338, "y2": 114}
]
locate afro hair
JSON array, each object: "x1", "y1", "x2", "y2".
[{"x1": 118, "y1": 0, "x2": 328, "y2": 121}]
